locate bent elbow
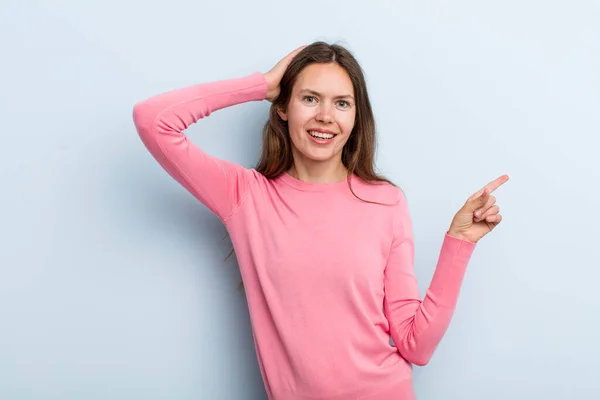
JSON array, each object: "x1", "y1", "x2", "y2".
[
  {"x1": 132, "y1": 102, "x2": 162, "y2": 147},
  {"x1": 132, "y1": 102, "x2": 151, "y2": 130},
  {"x1": 406, "y1": 353, "x2": 432, "y2": 367},
  {"x1": 397, "y1": 344, "x2": 435, "y2": 366}
]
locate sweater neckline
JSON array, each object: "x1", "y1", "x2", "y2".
[{"x1": 277, "y1": 172, "x2": 355, "y2": 192}]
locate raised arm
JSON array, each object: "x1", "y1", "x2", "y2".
[
  {"x1": 383, "y1": 191, "x2": 476, "y2": 366},
  {"x1": 132, "y1": 72, "x2": 267, "y2": 221}
]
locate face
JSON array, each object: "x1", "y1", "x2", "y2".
[{"x1": 277, "y1": 63, "x2": 356, "y2": 167}]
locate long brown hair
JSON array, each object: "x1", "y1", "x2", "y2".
[
  {"x1": 255, "y1": 41, "x2": 396, "y2": 200},
  {"x1": 224, "y1": 41, "x2": 399, "y2": 275}
]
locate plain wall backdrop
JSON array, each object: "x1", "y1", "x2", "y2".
[{"x1": 1, "y1": 0, "x2": 599, "y2": 399}]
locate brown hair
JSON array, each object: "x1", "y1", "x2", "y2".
[
  {"x1": 224, "y1": 41, "x2": 400, "y2": 275},
  {"x1": 255, "y1": 41, "x2": 395, "y2": 199}
]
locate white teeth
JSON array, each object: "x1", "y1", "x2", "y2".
[{"x1": 308, "y1": 130, "x2": 335, "y2": 139}]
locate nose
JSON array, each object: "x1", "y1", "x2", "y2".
[{"x1": 315, "y1": 103, "x2": 334, "y2": 123}]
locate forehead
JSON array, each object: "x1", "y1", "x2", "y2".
[{"x1": 293, "y1": 63, "x2": 354, "y2": 96}]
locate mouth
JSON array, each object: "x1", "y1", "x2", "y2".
[{"x1": 307, "y1": 130, "x2": 337, "y2": 142}]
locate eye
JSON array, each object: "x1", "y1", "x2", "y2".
[
  {"x1": 336, "y1": 100, "x2": 353, "y2": 110},
  {"x1": 302, "y1": 95, "x2": 317, "y2": 104}
]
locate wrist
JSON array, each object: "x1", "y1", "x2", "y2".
[
  {"x1": 263, "y1": 73, "x2": 275, "y2": 101},
  {"x1": 446, "y1": 230, "x2": 476, "y2": 243}
]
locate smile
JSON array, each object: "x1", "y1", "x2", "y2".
[{"x1": 307, "y1": 130, "x2": 337, "y2": 140}]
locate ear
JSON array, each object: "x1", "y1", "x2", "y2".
[{"x1": 276, "y1": 106, "x2": 288, "y2": 121}]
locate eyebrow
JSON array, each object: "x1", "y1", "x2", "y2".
[{"x1": 298, "y1": 89, "x2": 354, "y2": 101}]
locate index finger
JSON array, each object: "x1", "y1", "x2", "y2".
[
  {"x1": 275, "y1": 45, "x2": 308, "y2": 73},
  {"x1": 469, "y1": 175, "x2": 509, "y2": 200},
  {"x1": 286, "y1": 45, "x2": 308, "y2": 61},
  {"x1": 480, "y1": 174, "x2": 510, "y2": 195}
]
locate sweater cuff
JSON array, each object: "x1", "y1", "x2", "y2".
[
  {"x1": 428, "y1": 233, "x2": 477, "y2": 308},
  {"x1": 247, "y1": 72, "x2": 268, "y2": 101}
]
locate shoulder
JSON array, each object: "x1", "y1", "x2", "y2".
[
  {"x1": 350, "y1": 177, "x2": 413, "y2": 243},
  {"x1": 350, "y1": 175, "x2": 408, "y2": 207}
]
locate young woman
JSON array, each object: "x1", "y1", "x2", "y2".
[{"x1": 132, "y1": 42, "x2": 508, "y2": 400}]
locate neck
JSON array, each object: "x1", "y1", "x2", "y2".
[{"x1": 287, "y1": 156, "x2": 348, "y2": 184}]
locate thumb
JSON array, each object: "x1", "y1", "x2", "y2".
[{"x1": 465, "y1": 187, "x2": 488, "y2": 212}]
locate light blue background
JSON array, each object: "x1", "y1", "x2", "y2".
[{"x1": 1, "y1": 1, "x2": 599, "y2": 399}]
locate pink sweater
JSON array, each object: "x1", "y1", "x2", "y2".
[{"x1": 132, "y1": 72, "x2": 476, "y2": 400}]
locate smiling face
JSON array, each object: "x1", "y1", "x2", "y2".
[{"x1": 277, "y1": 62, "x2": 356, "y2": 173}]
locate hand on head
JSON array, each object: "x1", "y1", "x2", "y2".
[{"x1": 264, "y1": 45, "x2": 307, "y2": 102}]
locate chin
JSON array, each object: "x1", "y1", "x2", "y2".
[
  {"x1": 298, "y1": 148, "x2": 340, "y2": 163},
  {"x1": 290, "y1": 135, "x2": 347, "y2": 164}
]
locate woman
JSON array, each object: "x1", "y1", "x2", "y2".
[{"x1": 132, "y1": 42, "x2": 508, "y2": 400}]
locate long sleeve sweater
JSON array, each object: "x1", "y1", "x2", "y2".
[{"x1": 132, "y1": 72, "x2": 476, "y2": 400}]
